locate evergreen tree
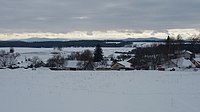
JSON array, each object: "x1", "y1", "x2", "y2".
[
  {"x1": 93, "y1": 44, "x2": 103, "y2": 62},
  {"x1": 165, "y1": 36, "x2": 172, "y2": 58}
]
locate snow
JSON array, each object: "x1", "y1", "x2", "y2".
[
  {"x1": 1, "y1": 47, "x2": 200, "y2": 112},
  {"x1": 0, "y1": 68, "x2": 200, "y2": 112},
  {"x1": 0, "y1": 47, "x2": 133, "y2": 62},
  {"x1": 186, "y1": 50, "x2": 192, "y2": 54},
  {"x1": 118, "y1": 60, "x2": 131, "y2": 67}
]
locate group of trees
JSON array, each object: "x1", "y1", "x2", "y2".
[
  {"x1": 67, "y1": 50, "x2": 93, "y2": 61},
  {"x1": 0, "y1": 44, "x2": 104, "y2": 69},
  {"x1": 67, "y1": 44, "x2": 104, "y2": 62},
  {"x1": 131, "y1": 35, "x2": 200, "y2": 69},
  {"x1": 30, "y1": 56, "x2": 44, "y2": 68},
  {"x1": 2, "y1": 34, "x2": 198, "y2": 70},
  {"x1": 47, "y1": 44, "x2": 104, "y2": 68},
  {"x1": 0, "y1": 40, "x2": 130, "y2": 48},
  {"x1": 0, "y1": 48, "x2": 20, "y2": 67},
  {"x1": 31, "y1": 35, "x2": 200, "y2": 70}
]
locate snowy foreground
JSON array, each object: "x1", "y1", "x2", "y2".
[{"x1": 0, "y1": 68, "x2": 200, "y2": 112}]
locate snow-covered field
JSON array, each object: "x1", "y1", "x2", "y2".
[
  {"x1": 0, "y1": 68, "x2": 200, "y2": 112},
  {"x1": 0, "y1": 47, "x2": 200, "y2": 112},
  {"x1": 0, "y1": 47, "x2": 133, "y2": 62}
]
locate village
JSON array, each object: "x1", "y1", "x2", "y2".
[{"x1": 0, "y1": 40, "x2": 200, "y2": 71}]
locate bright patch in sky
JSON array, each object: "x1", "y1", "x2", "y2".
[{"x1": 0, "y1": 29, "x2": 199, "y2": 40}]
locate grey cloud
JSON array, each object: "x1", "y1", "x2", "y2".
[{"x1": 0, "y1": 0, "x2": 200, "y2": 33}]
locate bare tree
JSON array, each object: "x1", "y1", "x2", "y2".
[
  {"x1": 67, "y1": 52, "x2": 81, "y2": 60},
  {"x1": 7, "y1": 52, "x2": 20, "y2": 66},
  {"x1": 80, "y1": 50, "x2": 93, "y2": 61},
  {"x1": 175, "y1": 34, "x2": 183, "y2": 66},
  {"x1": 0, "y1": 50, "x2": 7, "y2": 67},
  {"x1": 0, "y1": 50, "x2": 20, "y2": 67},
  {"x1": 67, "y1": 50, "x2": 93, "y2": 61},
  {"x1": 46, "y1": 54, "x2": 65, "y2": 68}
]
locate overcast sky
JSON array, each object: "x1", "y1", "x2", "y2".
[{"x1": 0, "y1": 0, "x2": 200, "y2": 38}]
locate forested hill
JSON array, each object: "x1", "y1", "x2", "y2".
[{"x1": 0, "y1": 40, "x2": 163, "y2": 48}]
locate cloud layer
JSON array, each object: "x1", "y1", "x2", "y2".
[{"x1": 0, "y1": 0, "x2": 200, "y2": 33}]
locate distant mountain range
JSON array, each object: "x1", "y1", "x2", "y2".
[
  {"x1": 9, "y1": 37, "x2": 163, "y2": 42},
  {"x1": 123, "y1": 37, "x2": 162, "y2": 41}
]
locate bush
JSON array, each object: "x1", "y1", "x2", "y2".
[
  {"x1": 31, "y1": 56, "x2": 44, "y2": 68},
  {"x1": 0, "y1": 49, "x2": 20, "y2": 67}
]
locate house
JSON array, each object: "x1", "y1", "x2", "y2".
[
  {"x1": 127, "y1": 57, "x2": 135, "y2": 64},
  {"x1": 111, "y1": 60, "x2": 132, "y2": 70},
  {"x1": 64, "y1": 60, "x2": 82, "y2": 70},
  {"x1": 94, "y1": 61, "x2": 111, "y2": 70},
  {"x1": 182, "y1": 50, "x2": 195, "y2": 60},
  {"x1": 111, "y1": 62, "x2": 125, "y2": 70}
]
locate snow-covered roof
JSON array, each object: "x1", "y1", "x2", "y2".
[
  {"x1": 127, "y1": 57, "x2": 135, "y2": 63},
  {"x1": 64, "y1": 60, "x2": 81, "y2": 68},
  {"x1": 185, "y1": 50, "x2": 192, "y2": 54},
  {"x1": 118, "y1": 61, "x2": 131, "y2": 67}
]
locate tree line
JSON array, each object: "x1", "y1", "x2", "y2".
[
  {"x1": 130, "y1": 35, "x2": 200, "y2": 70},
  {"x1": 0, "y1": 40, "x2": 132, "y2": 48},
  {"x1": 0, "y1": 45, "x2": 104, "y2": 69}
]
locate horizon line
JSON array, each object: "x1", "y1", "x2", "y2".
[{"x1": 0, "y1": 29, "x2": 199, "y2": 40}]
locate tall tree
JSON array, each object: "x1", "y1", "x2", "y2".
[
  {"x1": 165, "y1": 36, "x2": 173, "y2": 67},
  {"x1": 175, "y1": 34, "x2": 183, "y2": 66},
  {"x1": 93, "y1": 44, "x2": 103, "y2": 62}
]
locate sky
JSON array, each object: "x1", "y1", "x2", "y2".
[{"x1": 0, "y1": 0, "x2": 200, "y2": 40}]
